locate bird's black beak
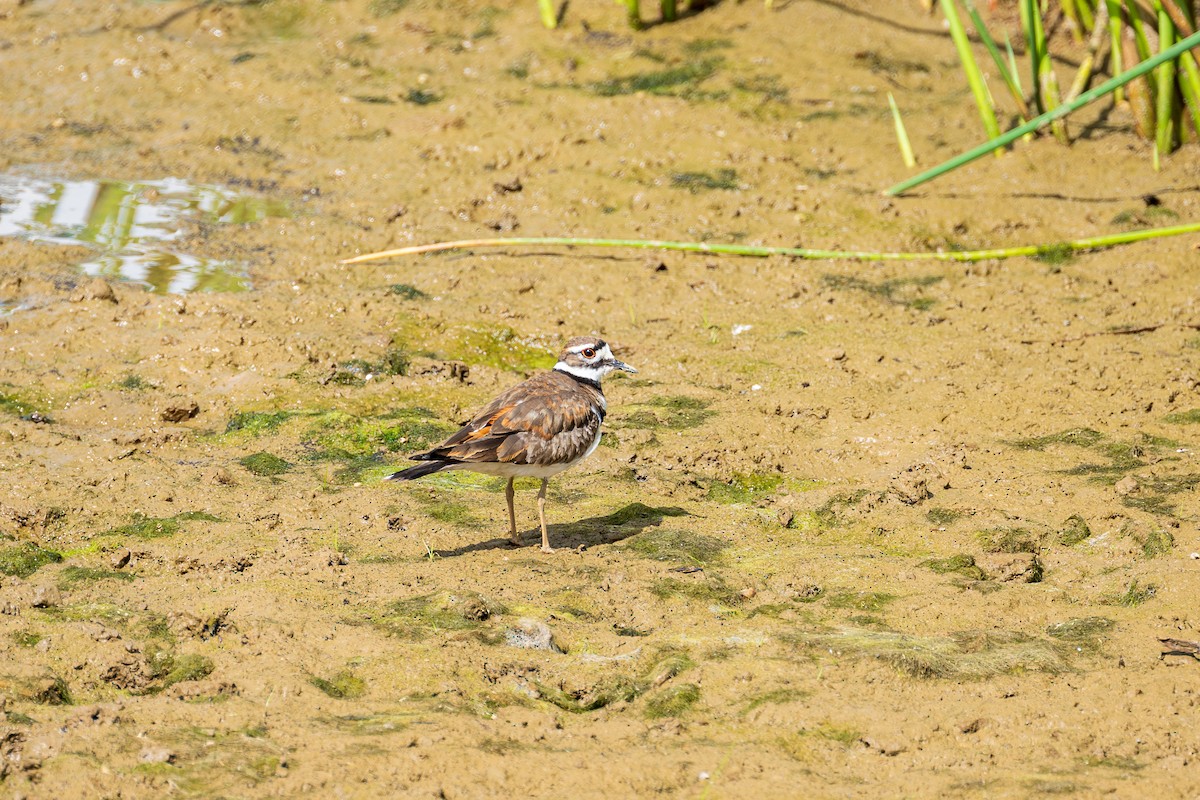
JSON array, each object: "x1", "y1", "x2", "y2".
[{"x1": 610, "y1": 358, "x2": 637, "y2": 374}]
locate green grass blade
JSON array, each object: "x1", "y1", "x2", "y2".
[
  {"x1": 886, "y1": 27, "x2": 1200, "y2": 195},
  {"x1": 338, "y1": 224, "x2": 1200, "y2": 265},
  {"x1": 962, "y1": 0, "x2": 1032, "y2": 118},
  {"x1": 888, "y1": 92, "x2": 917, "y2": 168},
  {"x1": 1005, "y1": 33, "x2": 1025, "y2": 95},
  {"x1": 941, "y1": 0, "x2": 1002, "y2": 147}
]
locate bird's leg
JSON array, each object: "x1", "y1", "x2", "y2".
[
  {"x1": 506, "y1": 478, "x2": 519, "y2": 546},
  {"x1": 538, "y1": 478, "x2": 552, "y2": 554}
]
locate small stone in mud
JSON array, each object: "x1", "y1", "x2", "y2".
[
  {"x1": 1114, "y1": 475, "x2": 1138, "y2": 496},
  {"x1": 110, "y1": 548, "x2": 131, "y2": 570},
  {"x1": 71, "y1": 277, "x2": 117, "y2": 303},
  {"x1": 505, "y1": 618, "x2": 562, "y2": 653},
  {"x1": 160, "y1": 400, "x2": 200, "y2": 423},
  {"x1": 30, "y1": 585, "x2": 61, "y2": 608},
  {"x1": 139, "y1": 746, "x2": 175, "y2": 764}
]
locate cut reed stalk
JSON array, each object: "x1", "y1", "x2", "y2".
[
  {"x1": 888, "y1": 92, "x2": 918, "y2": 167},
  {"x1": 338, "y1": 222, "x2": 1200, "y2": 265},
  {"x1": 942, "y1": 0, "x2": 1003, "y2": 148},
  {"x1": 537, "y1": 0, "x2": 558, "y2": 28}
]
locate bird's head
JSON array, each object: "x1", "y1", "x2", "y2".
[{"x1": 554, "y1": 336, "x2": 637, "y2": 382}]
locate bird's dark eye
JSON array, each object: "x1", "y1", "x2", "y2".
[{"x1": 582, "y1": 348, "x2": 596, "y2": 359}]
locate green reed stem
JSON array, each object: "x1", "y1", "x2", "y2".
[
  {"x1": 1021, "y1": 0, "x2": 1043, "y2": 112},
  {"x1": 1154, "y1": 0, "x2": 1179, "y2": 163},
  {"x1": 1179, "y1": 50, "x2": 1200, "y2": 137},
  {"x1": 338, "y1": 222, "x2": 1200, "y2": 265},
  {"x1": 537, "y1": 0, "x2": 558, "y2": 28},
  {"x1": 1105, "y1": 0, "x2": 1125, "y2": 103},
  {"x1": 942, "y1": 0, "x2": 1003, "y2": 147},
  {"x1": 962, "y1": 0, "x2": 1032, "y2": 118},
  {"x1": 886, "y1": 27, "x2": 1200, "y2": 195}
]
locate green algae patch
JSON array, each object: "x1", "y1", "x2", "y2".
[
  {"x1": 304, "y1": 408, "x2": 455, "y2": 484},
  {"x1": 389, "y1": 283, "x2": 428, "y2": 300},
  {"x1": 741, "y1": 687, "x2": 807, "y2": 714},
  {"x1": 329, "y1": 347, "x2": 411, "y2": 386},
  {"x1": 442, "y1": 327, "x2": 555, "y2": 373},
  {"x1": 371, "y1": 591, "x2": 504, "y2": 640},
  {"x1": 0, "y1": 542, "x2": 63, "y2": 578},
  {"x1": 670, "y1": 169, "x2": 740, "y2": 193},
  {"x1": 618, "y1": 526, "x2": 727, "y2": 565},
  {"x1": 586, "y1": 57, "x2": 721, "y2": 98},
  {"x1": 1102, "y1": 580, "x2": 1156, "y2": 607},
  {"x1": 1010, "y1": 428, "x2": 1179, "y2": 484},
  {"x1": 1163, "y1": 408, "x2": 1200, "y2": 424},
  {"x1": 920, "y1": 554, "x2": 986, "y2": 581},
  {"x1": 11, "y1": 630, "x2": 43, "y2": 648},
  {"x1": 826, "y1": 591, "x2": 896, "y2": 613},
  {"x1": 977, "y1": 527, "x2": 1042, "y2": 554},
  {"x1": 225, "y1": 410, "x2": 300, "y2": 435},
  {"x1": 644, "y1": 683, "x2": 700, "y2": 718},
  {"x1": 310, "y1": 670, "x2": 367, "y2": 699},
  {"x1": 619, "y1": 395, "x2": 714, "y2": 431},
  {"x1": 239, "y1": 452, "x2": 292, "y2": 476},
  {"x1": 157, "y1": 654, "x2": 215, "y2": 690},
  {"x1": 103, "y1": 511, "x2": 220, "y2": 540},
  {"x1": 537, "y1": 650, "x2": 694, "y2": 714},
  {"x1": 1056, "y1": 515, "x2": 1092, "y2": 546},
  {"x1": 1046, "y1": 617, "x2": 1115, "y2": 652},
  {"x1": 0, "y1": 386, "x2": 49, "y2": 418},
  {"x1": 651, "y1": 573, "x2": 745, "y2": 607},
  {"x1": 926, "y1": 507, "x2": 964, "y2": 525},
  {"x1": 58, "y1": 565, "x2": 136, "y2": 589},
  {"x1": 786, "y1": 627, "x2": 1071, "y2": 679},
  {"x1": 706, "y1": 472, "x2": 784, "y2": 504}
]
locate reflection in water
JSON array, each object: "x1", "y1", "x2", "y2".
[{"x1": 0, "y1": 175, "x2": 288, "y2": 294}]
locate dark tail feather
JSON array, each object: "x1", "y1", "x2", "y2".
[{"x1": 385, "y1": 459, "x2": 453, "y2": 481}]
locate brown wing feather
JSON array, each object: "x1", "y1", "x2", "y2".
[{"x1": 416, "y1": 372, "x2": 602, "y2": 466}]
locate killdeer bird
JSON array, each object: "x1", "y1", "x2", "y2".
[{"x1": 387, "y1": 336, "x2": 636, "y2": 553}]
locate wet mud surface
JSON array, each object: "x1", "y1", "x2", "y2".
[{"x1": 2, "y1": 1, "x2": 1200, "y2": 797}]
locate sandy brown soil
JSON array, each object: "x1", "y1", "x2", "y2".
[{"x1": 2, "y1": 1, "x2": 1200, "y2": 797}]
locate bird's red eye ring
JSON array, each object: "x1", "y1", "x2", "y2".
[{"x1": 582, "y1": 348, "x2": 596, "y2": 359}]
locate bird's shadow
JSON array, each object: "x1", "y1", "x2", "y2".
[{"x1": 431, "y1": 502, "x2": 690, "y2": 558}]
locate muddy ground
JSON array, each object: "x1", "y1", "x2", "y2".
[{"x1": 2, "y1": 0, "x2": 1200, "y2": 797}]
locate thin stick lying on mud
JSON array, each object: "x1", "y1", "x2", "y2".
[
  {"x1": 1020, "y1": 321, "x2": 1200, "y2": 345},
  {"x1": 338, "y1": 221, "x2": 1200, "y2": 265}
]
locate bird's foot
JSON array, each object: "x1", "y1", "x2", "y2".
[
  {"x1": 508, "y1": 534, "x2": 522, "y2": 547},
  {"x1": 540, "y1": 545, "x2": 554, "y2": 554}
]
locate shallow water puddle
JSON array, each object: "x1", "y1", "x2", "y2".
[{"x1": 0, "y1": 174, "x2": 287, "y2": 293}]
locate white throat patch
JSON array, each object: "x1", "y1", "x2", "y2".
[{"x1": 554, "y1": 362, "x2": 606, "y2": 383}]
